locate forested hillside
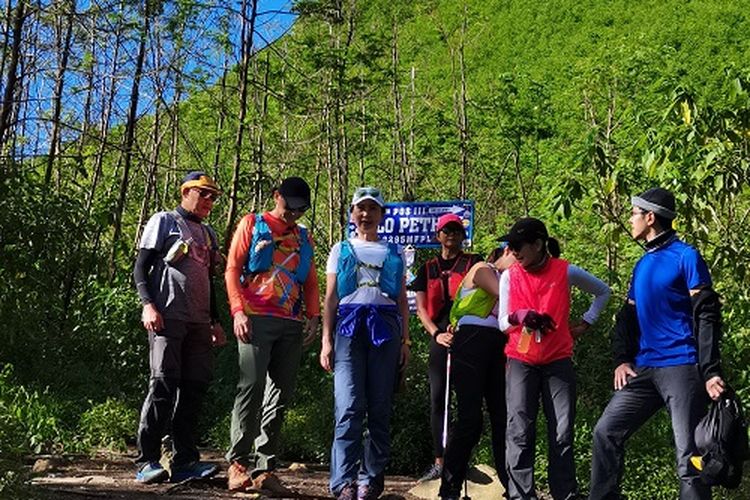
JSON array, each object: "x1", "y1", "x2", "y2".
[{"x1": 1, "y1": 0, "x2": 749, "y2": 498}]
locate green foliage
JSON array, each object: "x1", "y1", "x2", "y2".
[
  {"x1": 0, "y1": 365, "x2": 68, "y2": 455},
  {"x1": 0, "y1": 468, "x2": 28, "y2": 500},
  {"x1": 2, "y1": 1, "x2": 750, "y2": 499},
  {"x1": 79, "y1": 399, "x2": 139, "y2": 452}
]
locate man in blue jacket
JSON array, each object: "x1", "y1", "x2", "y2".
[{"x1": 589, "y1": 188, "x2": 725, "y2": 500}]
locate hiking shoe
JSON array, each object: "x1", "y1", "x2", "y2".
[
  {"x1": 252, "y1": 471, "x2": 294, "y2": 495},
  {"x1": 135, "y1": 462, "x2": 169, "y2": 484},
  {"x1": 169, "y1": 461, "x2": 218, "y2": 482},
  {"x1": 227, "y1": 461, "x2": 253, "y2": 491},
  {"x1": 358, "y1": 483, "x2": 383, "y2": 500},
  {"x1": 336, "y1": 483, "x2": 357, "y2": 500},
  {"x1": 417, "y1": 462, "x2": 443, "y2": 483}
]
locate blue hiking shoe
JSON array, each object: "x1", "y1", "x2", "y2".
[
  {"x1": 169, "y1": 461, "x2": 219, "y2": 482},
  {"x1": 135, "y1": 462, "x2": 169, "y2": 484}
]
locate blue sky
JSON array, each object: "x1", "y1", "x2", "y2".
[{"x1": 6, "y1": 0, "x2": 298, "y2": 159}]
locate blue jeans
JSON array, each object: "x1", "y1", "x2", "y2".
[{"x1": 329, "y1": 318, "x2": 401, "y2": 495}]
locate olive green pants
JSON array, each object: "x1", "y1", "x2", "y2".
[{"x1": 225, "y1": 315, "x2": 304, "y2": 474}]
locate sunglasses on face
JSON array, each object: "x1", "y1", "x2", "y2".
[
  {"x1": 440, "y1": 226, "x2": 464, "y2": 235},
  {"x1": 194, "y1": 188, "x2": 219, "y2": 202},
  {"x1": 508, "y1": 241, "x2": 528, "y2": 252},
  {"x1": 284, "y1": 201, "x2": 309, "y2": 214}
]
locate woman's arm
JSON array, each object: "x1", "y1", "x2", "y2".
[
  {"x1": 320, "y1": 273, "x2": 339, "y2": 372},
  {"x1": 473, "y1": 263, "x2": 500, "y2": 297},
  {"x1": 415, "y1": 291, "x2": 441, "y2": 336},
  {"x1": 568, "y1": 265, "x2": 611, "y2": 325},
  {"x1": 398, "y1": 275, "x2": 411, "y2": 369},
  {"x1": 497, "y1": 270, "x2": 512, "y2": 331}
]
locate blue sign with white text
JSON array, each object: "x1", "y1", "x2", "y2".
[{"x1": 348, "y1": 200, "x2": 475, "y2": 248}]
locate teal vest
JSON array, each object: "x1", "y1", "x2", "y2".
[
  {"x1": 244, "y1": 214, "x2": 313, "y2": 284},
  {"x1": 336, "y1": 239, "x2": 403, "y2": 300}
]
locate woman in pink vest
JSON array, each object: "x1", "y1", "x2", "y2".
[{"x1": 497, "y1": 218, "x2": 610, "y2": 500}]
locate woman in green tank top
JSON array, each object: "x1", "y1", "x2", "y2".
[{"x1": 438, "y1": 245, "x2": 515, "y2": 500}]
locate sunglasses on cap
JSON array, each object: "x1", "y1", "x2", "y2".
[
  {"x1": 354, "y1": 187, "x2": 381, "y2": 198},
  {"x1": 507, "y1": 240, "x2": 531, "y2": 252}
]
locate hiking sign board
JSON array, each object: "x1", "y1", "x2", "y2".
[{"x1": 347, "y1": 200, "x2": 475, "y2": 248}]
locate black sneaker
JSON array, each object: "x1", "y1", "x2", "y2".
[{"x1": 417, "y1": 463, "x2": 443, "y2": 483}]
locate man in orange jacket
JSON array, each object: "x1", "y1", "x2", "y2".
[{"x1": 224, "y1": 177, "x2": 321, "y2": 493}]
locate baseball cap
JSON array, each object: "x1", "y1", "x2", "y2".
[
  {"x1": 632, "y1": 187, "x2": 676, "y2": 219},
  {"x1": 351, "y1": 186, "x2": 385, "y2": 207},
  {"x1": 181, "y1": 171, "x2": 221, "y2": 193},
  {"x1": 278, "y1": 177, "x2": 311, "y2": 211},
  {"x1": 436, "y1": 213, "x2": 464, "y2": 233},
  {"x1": 498, "y1": 217, "x2": 548, "y2": 246}
]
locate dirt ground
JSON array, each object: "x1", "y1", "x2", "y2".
[{"x1": 28, "y1": 450, "x2": 421, "y2": 500}]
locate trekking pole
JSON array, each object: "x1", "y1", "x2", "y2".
[{"x1": 442, "y1": 348, "x2": 451, "y2": 451}]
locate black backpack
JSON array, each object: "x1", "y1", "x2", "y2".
[{"x1": 693, "y1": 389, "x2": 750, "y2": 489}]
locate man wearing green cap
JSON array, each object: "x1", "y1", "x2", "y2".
[
  {"x1": 589, "y1": 187, "x2": 725, "y2": 500},
  {"x1": 133, "y1": 171, "x2": 226, "y2": 484}
]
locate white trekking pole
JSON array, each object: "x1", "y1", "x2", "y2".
[{"x1": 442, "y1": 348, "x2": 451, "y2": 452}]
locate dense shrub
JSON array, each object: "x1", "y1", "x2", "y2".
[{"x1": 79, "y1": 399, "x2": 139, "y2": 451}]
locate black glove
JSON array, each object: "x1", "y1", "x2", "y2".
[{"x1": 509, "y1": 309, "x2": 557, "y2": 334}]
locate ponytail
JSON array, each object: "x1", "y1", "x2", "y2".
[{"x1": 547, "y1": 237, "x2": 561, "y2": 258}]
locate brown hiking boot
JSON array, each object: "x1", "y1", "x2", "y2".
[
  {"x1": 227, "y1": 461, "x2": 252, "y2": 491},
  {"x1": 252, "y1": 471, "x2": 294, "y2": 495}
]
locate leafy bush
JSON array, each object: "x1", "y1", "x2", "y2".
[
  {"x1": 0, "y1": 468, "x2": 27, "y2": 500},
  {"x1": 0, "y1": 365, "x2": 68, "y2": 455},
  {"x1": 79, "y1": 399, "x2": 139, "y2": 451}
]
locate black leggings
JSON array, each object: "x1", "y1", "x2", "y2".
[{"x1": 439, "y1": 324, "x2": 507, "y2": 497}]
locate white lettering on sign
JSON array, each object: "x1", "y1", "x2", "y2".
[{"x1": 383, "y1": 218, "x2": 395, "y2": 232}]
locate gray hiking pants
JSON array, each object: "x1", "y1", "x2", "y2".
[
  {"x1": 589, "y1": 364, "x2": 710, "y2": 500},
  {"x1": 136, "y1": 319, "x2": 214, "y2": 467},
  {"x1": 505, "y1": 357, "x2": 577, "y2": 500}
]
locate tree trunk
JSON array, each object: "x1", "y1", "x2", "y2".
[
  {"x1": 45, "y1": 0, "x2": 76, "y2": 188},
  {"x1": 0, "y1": 0, "x2": 26, "y2": 151},
  {"x1": 74, "y1": 10, "x2": 97, "y2": 183},
  {"x1": 391, "y1": 19, "x2": 410, "y2": 200},
  {"x1": 224, "y1": 0, "x2": 257, "y2": 247},
  {"x1": 0, "y1": 0, "x2": 14, "y2": 93},
  {"x1": 85, "y1": 8, "x2": 123, "y2": 217},
  {"x1": 250, "y1": 53, "x2": 270, "y2": 212},
  {"x1": 109, "y1": 4, "x2": 151, "y2": 279},
  {"x1": 211, "y1": 55, "x2": 228, "y2": 180}
]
